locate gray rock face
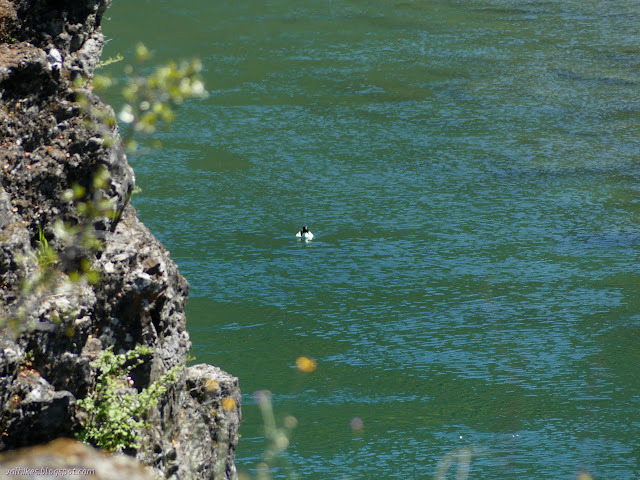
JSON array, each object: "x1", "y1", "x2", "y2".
[
  {"x1": 7, "y1": 0, "x2": 109, "y2": 80},
  {"x1": 181, "y1": 365, "x2": 242, "y2": 480},
  {"x1": 2, "y1": 364, "x2": 76, "y2": 446},
  {"x1": 0, "y1": 1, "x2": 240, "y2": 479}
]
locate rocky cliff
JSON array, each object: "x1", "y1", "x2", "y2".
[{"x1": 0, "y1": 1, "x2": 241, "y2": 478}]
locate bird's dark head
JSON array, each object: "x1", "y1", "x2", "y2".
[{"x1": 301, "y1": 226, "x2": 309, "y2": 233}]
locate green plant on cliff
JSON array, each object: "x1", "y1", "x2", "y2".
[
  {"x1": 97, "y1": 53, "x2": 124, "y2": 70},
  {"x1": 76, "y1": 344, "x2": 181, "y2": 452},
  {"x1": 35, "y1": 226, "x2": 57, "y2": 272}
]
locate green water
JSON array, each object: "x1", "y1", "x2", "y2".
[{"x1": 102, "y1": 1, "x2": 640, "y2": 477}]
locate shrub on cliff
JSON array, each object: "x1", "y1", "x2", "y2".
[{"x1": 76, "y1": 344, "x2": 181, "y2": 452}]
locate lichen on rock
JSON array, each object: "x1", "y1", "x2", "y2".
[{"x1": 0, "y1": 1, "x2": 240, "y2": 479}]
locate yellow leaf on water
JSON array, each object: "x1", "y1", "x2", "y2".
[{"x1": 296, "y1": 356, "x2": 317, "y2": 373}]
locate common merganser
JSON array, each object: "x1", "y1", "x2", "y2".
[{"x1": 296, "y1": 226, "x2": 314, "y2": 240}]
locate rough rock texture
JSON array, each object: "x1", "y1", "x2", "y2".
[
  {"x1": 0, "y1": 1, "x2": 241, "y2": 479},
  {"x1": 0, "y1": 438, "x2": 160, "y2": 480}
]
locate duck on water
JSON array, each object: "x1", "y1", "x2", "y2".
[{"x1": 296, "y1": 226, "x2": 314, "y2": 240}]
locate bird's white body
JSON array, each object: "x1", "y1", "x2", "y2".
[{"x1": 296, "y1": 226, "x2": 314, "y2": 240}]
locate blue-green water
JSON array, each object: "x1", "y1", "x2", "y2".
[{"x1": 102, "y1": 1, "x2": 640, "y2": 478}]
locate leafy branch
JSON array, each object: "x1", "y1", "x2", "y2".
[
  {"x1": 93, "y1": 43, "x2": 208, "y2": 152},
  {"x1": 76, "y1": 344, "x2": 181, "y2": 452}
]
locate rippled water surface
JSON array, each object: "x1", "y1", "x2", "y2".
[{"x1": 103, "y1": 1, "x2": 640, "y2": 477}]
